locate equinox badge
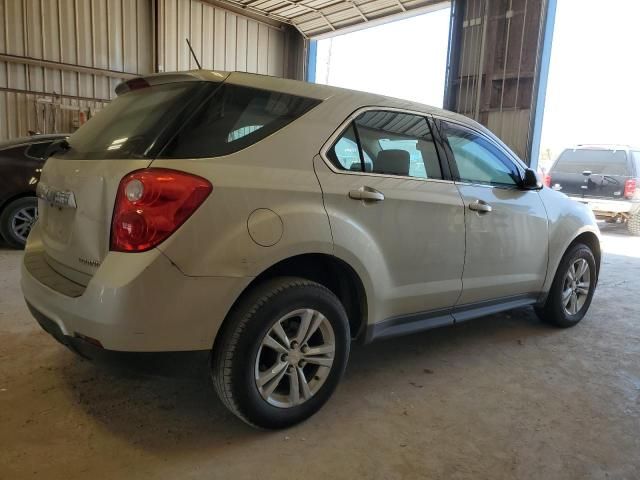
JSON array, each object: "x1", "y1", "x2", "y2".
[{"x1": 36, "y1": 182, "x2": 77, "y2": 209}]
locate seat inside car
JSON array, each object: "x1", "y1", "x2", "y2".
[{"x1": 374, "y1": 149, "x2": 410, "y2": 176}]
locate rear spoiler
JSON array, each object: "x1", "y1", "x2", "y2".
[{"x1": 115, "y1": 71, "x2": 230, "y2": 96}]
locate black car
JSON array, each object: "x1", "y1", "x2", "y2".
[
  {"x1": 0, "y1": 134, "x2": 69, "y2": 248},
  {"x1": 545, "y1": 145, "x2": 640, "y2": 236}
]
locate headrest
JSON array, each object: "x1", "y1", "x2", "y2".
[{"x1": 375, "y1": 149, "x2": 410, "y2": 176}]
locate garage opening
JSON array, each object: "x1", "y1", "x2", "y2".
[
  {"x1": 310, "y1": 6, "x2": 452, "y2": 108},
  {"x1": 538, "y1": 0, "x2": 640, "y2": 171}
]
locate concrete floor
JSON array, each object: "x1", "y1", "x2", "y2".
[{"x1": 1, "y1": 224, "x2": 639, "y2": 479}]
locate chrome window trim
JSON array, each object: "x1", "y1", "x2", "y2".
[{"x1": 318, "y1": 106, "x2": 455, "y2": 185}]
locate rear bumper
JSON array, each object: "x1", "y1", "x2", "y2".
[
  {"x1": 21, "y1": 225, "x2": 251, "y2": 352},
  {"x1": 568, "y1": 196, "x2": 639, "y2": 215},
  {"x1": 28, "y1": 302, "x2": 210, "y2": 375}
]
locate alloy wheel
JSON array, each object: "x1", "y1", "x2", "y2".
[
  {"x1": 11, "y1": 205, "x2": 38, "y2": 243},
  {"x1": 562, "y1": 258, "x2": 591, "y2": 315},
  {"x1": 255, "y1": 308, "x2": 335, "y2": 408}
]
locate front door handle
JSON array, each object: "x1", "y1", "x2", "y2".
[
  {"x1": 349, "y1": 187, "x2": 385, "y2": 202},
  {"x1": 468, "y1": 200, "x2": 492, "y2": 213}
]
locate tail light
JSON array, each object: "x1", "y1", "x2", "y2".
[
  {"x1": 624, "y1": 178, "x2": 637, "y2": 199},
  {"x1": 111, "y1": 168, "x2": 212, "y2": 252},
  {"x1": 543, "y1": 174, "x2": 552, "y2": 188}
]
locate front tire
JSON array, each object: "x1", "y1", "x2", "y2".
[
  {"x1": 0, "y1": 197, "x2": 38, "y2": 249},
  {"x1": 535, "y1": 243, "x2": 597, "y2": 328},
  {"x1": 212, "y1": 277, "x2": 350, "y2": 429}
]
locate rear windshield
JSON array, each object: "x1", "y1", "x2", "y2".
[
  {"x1": 57, "y1": 81, "x2": 320, "y2": 160},
  {"x1": 553, "y1": 149, "x2": 629, "y2": 175},
  {"x1": 61, "y1": 82, "x2": 201, "y2": 160},
  {"x1": 159, "y1": 84, "x2": 320, "y2": 158}
]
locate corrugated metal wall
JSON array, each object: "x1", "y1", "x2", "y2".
[
  {"x1": 1, "y1": 0, "x2": 301, "y2": 141},
  {"x1": 157, "y1": 0, "x2": 298, "y2": 77},
  {"x1": 0, "y1": 0, "x2": 154, "y2": 140},
  {"x1": 444, "y1": 0, "x2": 547, "y2": 163}
]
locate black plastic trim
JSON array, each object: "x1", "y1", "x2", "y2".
[{"x1": 365, "y1": 294, "x2": 539, "y2": 343}]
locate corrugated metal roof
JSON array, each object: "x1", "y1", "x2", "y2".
[{"x1": 219, "y1": 0, "x2": 448, "y2": 37}]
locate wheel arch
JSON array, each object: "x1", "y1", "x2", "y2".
[
  {"x1": 0, "y1": 191, "x2": 36, "y2": 214},
  {"x1": 216, "y1": 253, "x2": 369, "y2": 344},
  {"x1": 568, "y1": 231, "x2": 601, "y2": 278},
  {"x1": 540, "y1": 227, "x2": 601, "y2": 304}
]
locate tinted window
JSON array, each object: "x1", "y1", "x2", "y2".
[
  {"x1": 327, "y1": 124, "x2": 372, "y2": 171},
  {"x1": 553, "y1": 149, "x2": 630, "y2": 176},
  {"x1": 443, "y1": 123, "x2": 520, "y2": 186},
  {"x1": 161, "y1": 85, "x2": 320, "y2": 158},
  {"x1": 25, "y1": 141, "x2": 54, "y2": 159},
  {"x1": 632, "y1": 151, "x2": 640, "y2": 175},
  {"x1": 343, "y1": 111, "x2": 441, "y2": 179},
  {"x1": 60, "y1": 82, "x2": 199, "y2": 160}
]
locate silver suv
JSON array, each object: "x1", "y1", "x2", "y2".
[{"x1": 22, "y1": 71, "x2": 601, "y2": 428}]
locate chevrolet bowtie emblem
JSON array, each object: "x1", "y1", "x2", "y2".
[{"x1": 36, "y1": 182, "x2": 77, "y2": 209}]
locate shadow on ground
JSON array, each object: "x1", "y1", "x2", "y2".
[{"x1": 55, "y1": 305, "x2": 551, "y2": 453}]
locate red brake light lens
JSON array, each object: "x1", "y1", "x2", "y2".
[
  {"x1": 111, "y1": 168, "x2": 212, "y2": 252},
  {"x1": 624, "y1": 178, "x2": 637, "y2": 199},
  {"x1": 543, "y1": 174, "x2": 552, "y2": 188}
]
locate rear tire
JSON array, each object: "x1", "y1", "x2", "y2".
[
  {"x1": 535, "y1": 243, "x2": 597, "y2": 328},
  {"x1": 627, "y1": 211, "x2": 640, "y2": 236},
  {"x1": 212, "y1": 277, "x2": 350, "y2": 429},
  {"x1": 0, "y1": 197, "x2": 38, "y2": 249}
]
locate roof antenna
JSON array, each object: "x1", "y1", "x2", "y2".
[{"x1": 186, "y1": 38, "x2": 202, "y2": 69}]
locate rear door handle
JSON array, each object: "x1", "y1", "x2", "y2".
[
  {"x1": 468, "y1": 200, "x2": 492, "y2": 213},
  {"x1": 349, "y1": 187, "x2": 385, "y2": 202}
]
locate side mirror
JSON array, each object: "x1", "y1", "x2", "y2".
[{"x1": 521, "y1": 168, "x2": 542, "y2": 190}]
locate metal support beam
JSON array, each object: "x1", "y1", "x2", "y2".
[
  {"x1": 306, "y1": 39, "x2": 317, "y2": 82},
  {"x1": 443, "y1": 0, "x2": 465, "y2": 110},
  {"x1": 528, "y1": 0, "x2": 557, "y2": 170}
]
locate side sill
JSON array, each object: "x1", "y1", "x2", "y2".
[{"x1": 365, "y1": 294, "x2": 538, "y2": 343}]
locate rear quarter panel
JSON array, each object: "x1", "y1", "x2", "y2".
[{"x1": 149, "y1": 94, "x2": 367, "y2": 277}]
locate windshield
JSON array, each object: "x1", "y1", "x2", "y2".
[{"x1": 553, "y1": 149, "x2": 629, "y2": 175}]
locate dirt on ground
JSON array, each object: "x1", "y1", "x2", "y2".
[{"x1": 1, "y1": 224, "x2": 639, "y2": 479}]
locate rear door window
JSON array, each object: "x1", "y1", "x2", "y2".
[
  {"x1": 326, "y1": 124, "x2": 372, "y2": 171},
  {"x1": 327, "y1": 110, "x2": 442, "y2": 179},
  {"x1": 160, "y1": 85, "x2": 320, "y2": 158},
  {"x1": 356, "y1": 111, "x2": 442, "y2": 179},
  {"x1": 553, "y1": 149, "x2": 630, "y2": 175}
]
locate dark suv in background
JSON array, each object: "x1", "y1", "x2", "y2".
[
  {"x1": 0, "y1": 134, "x2": 68, "y2": 248},
  {"x1": 545, "y1": 145, "x2": 640, "y2": 235}
]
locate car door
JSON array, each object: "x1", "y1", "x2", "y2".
[
  {"x1": 437, "y1": 119, "x2": 549, "y2": 306},
  {"x1": 314, "y1": 108, "x2": 466, "y2": 325}
]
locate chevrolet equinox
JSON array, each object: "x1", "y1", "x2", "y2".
[{"x1": 22, "y1": 71, "x2": 601, "y2": 428}]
